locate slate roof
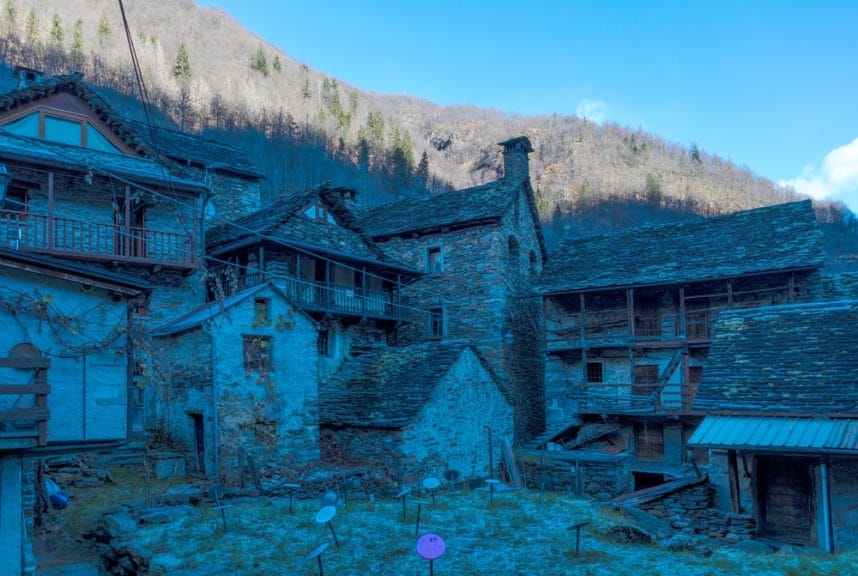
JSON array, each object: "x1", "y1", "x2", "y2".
[
  {"x1": 0, "y1": 247, "x2": 150, "y2": 293},
  {"x1": 127, "y1": 121, "x2": 263, "y2": 179},
  {"x1": 319, "y1": 340, "x2": 504, "y2": 428},
  {"x1": 358, "y1": 179, "x2": 548, "y2": 259},
  {"x1": 537, "y1": 200, "x2": 824, "y2": 294},
  {"x1": 693, "y1": 300, "x2": 858, "y2": 414},
  {"x1": 206, "y1": 185, "x2": 418, "y2": 274},
  {"x1": 149, "y1": 283, "x2": 272, "y2": 337},
  {"x1": 0, "y1": 131, "x2": 207, "y2": 193},
  {"x1": 0, "y1": 74, "x2": 257, "y2": 182}
]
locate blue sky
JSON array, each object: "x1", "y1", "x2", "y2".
[{"x1": 197, "y1": 0, "x2": 858, "y2": 212}]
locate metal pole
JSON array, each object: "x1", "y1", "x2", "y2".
[{"x1": 821, "y1": 462, "x2": 834, "y2": 553}]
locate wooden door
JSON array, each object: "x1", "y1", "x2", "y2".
[{"x1": 757, "y1": 458, "x2": 815, "y2": 545}]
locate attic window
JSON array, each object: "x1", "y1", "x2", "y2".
[
  {"x1": 1, "y1": 109, "x2": 124, "y2": 153},
  {"x1": 243, "y1": 335, "x2": 273, "y2": 373},
  {"x1": 303, "y1": 203, "x2": 337, "y2": 224}
]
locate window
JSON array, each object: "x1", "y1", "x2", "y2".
[
  {"x1": 317, "y1": 330, "x2": 330, "y2": 356},
  {"x1": 1, "y1": 110, "x2": 124, "y2": 153},
  {"x1": 633, "y1": 365, "x2": 659, "y2": 396},
  {"x1": 429, "y1": 307, "x2": 445, "y2": 339},
  {"x1": 586, "y1": 362, "x2": 603, "y2": 383},
  {"x1": 426, "y1": 246, "x2": 443, "y2": 273},
  {"x1": 243, "y1": 335, "x2": 273, "y2": 373},
  {"x1": 303, "y1": 203, "x2": 337, "y2": 224},
  {"x1": 253, "y1": 298, "x2": 271, "y2": 326},
  {"x1": 636, "y1": 423, "x2": 664, "y2": 461}
]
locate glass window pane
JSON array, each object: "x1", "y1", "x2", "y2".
[{"x1": 44, "y1": 116, "x2": 83, "y2": 146}]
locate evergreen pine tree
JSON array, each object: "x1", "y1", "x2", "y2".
[
  {"x1": 251, "y1": 45, "x2": 269, "y2": 76},
  {"x1": 416, "y1": 150, "x2": 430, "y2": 184},
  {"x1": 71, "y1": 19, "x2": 84, "y2": 67},
  {"x1": 173, "y1": 43, "x2": 191, "y2": 80},
  {"x1": 24, "y1": 9, "x2": 37, "y2": 43},
  {"x1": 97, "y1": 14, "x2": 111, "y2": 48},
  {"x1": 49, "y1": 13, "x2": 63, "y2": 45},
  {"x1": 272, "y1": 54, "x2": 282, "y2": 73}
]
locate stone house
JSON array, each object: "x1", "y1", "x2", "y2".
[
  {"x1": 357, "y1": 137, "x2": 548, "y2": 442},
  {"x1": 532, "y1": 201, "x2": 825, "y2": 497},
  {"x1": 204, "y1": 183, "x2": 420, "y2": 375},
  {"x1": 688, "y1": 300, "x2": 858, "y2": 551},
  {"x1": 319, "y1": 340, "x2": 513, "y2": 483},
  {"x1": 0, "y1": 70, "x2": 257, "y2": 574},
  {"x1": 149, "y1": 283, "x2": 320, "y2": 478}
]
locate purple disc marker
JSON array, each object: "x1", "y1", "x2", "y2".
[{"x1": 416, "y1": 533, "x2": 446, "y2": 560}]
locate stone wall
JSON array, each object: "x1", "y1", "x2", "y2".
[
  {"x1": 153, "y1": 287, "x2": 320, "y2": 479},
  {"x1": 372, "y1": 185, "x2": 545, "y2": 441},
  {"x1": 401, "y1": 349, "x2": 514, "y2": 481},
  {"x1": 519, "y1": 453, "x2": 631, "y2": 500}
]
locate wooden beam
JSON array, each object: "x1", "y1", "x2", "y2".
[
  {"x1": 788, "y1": 273, "x2": 795, "y2": 304},
  {"x1": 728, "y1": 450, "x2": 741, "y2": 514},
  {"x1": 0, "y1": 383, "x2": 50, "y2": 394},
  {"x1": 579, "y1": 293, "x2": 587, "y2": 383},
  {"x1": 0, "y1": 358, "x2": 50, "y2": 369}
]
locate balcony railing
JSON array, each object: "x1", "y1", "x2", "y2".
[
  {"x1": 211, "y1": 265, "x2": 411, "y2": 322},
  {"x1": 0, "y1": 210, "x2": 195, "y2": 267},
  {"x1": 546, "y1": 307, "x2": 716, "y2": 351},
  {"x1": 0, "y1": 356, "x2": 50, "y2": 450},
  {"x1": 575, "y1": 382, "x2": 699, "y2": 414}
]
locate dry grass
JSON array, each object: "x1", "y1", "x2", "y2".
[{"x1": 116, "y1": 484, "x2": 858, "y2": 576}]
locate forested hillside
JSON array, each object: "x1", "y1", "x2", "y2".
[{"x1": 1, "y1": 0, "x2": 855, "y2": 258}]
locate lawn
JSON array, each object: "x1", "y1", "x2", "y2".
[{"x1": 107, "y1": 482, "x2": 857, "y2": 576}]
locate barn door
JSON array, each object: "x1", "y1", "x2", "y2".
[{"x1": 757, "y1": 458, "x2": 815, "y2": 545}]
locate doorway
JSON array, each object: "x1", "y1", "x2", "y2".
[
  {"x1": 189, "y1": 413, "x2": 205, "y2": 473},
  {"x1": 756, "y1": 458, "x2": 815, "y2": 545}
]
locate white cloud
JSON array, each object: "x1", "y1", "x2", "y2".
[
  {"x1": 576, "y1": 99, "x2": 608, "y2": 124},
  {"x1": 780, "y1": 137, "x2": 858, "y2": 213}
]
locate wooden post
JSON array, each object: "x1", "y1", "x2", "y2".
[
  {"x1": 487, "y1": 427, "x2": 494, "y2": 478},
  {"x1": 627, "y1": 288, "x2": 635, "y2": 386},
  {"x1": 35, "y1": 366, "x2": 48, "y2": 447},
  {"x1": 678, "y1": 287, "x2": 687, "y2": 338},
  {"x1": 728, "y1": 450, "x2": 741, "y2": 513},
  {"x1": 47, "y1": 172, "x2": 54, "y2": 249},
  {"x1": 788, "y1": 273, "x2": 795, "y2": 304},
  {"x1": 579, "y1": 293, "x2": 588, "y2": 383},
  {"x1": 727, "y1": 280, "x2": 734, "y2": 307}
]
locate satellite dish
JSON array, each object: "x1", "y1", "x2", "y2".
[
  {"x1": 315, "y1": 505, "x2": 336, "y2": 524},
  {"x1": 422, "y1": 477, "x2": 440, "y2": 491},
  {"x1": 416, "y1": 533, "x2": 446, "y2": 560}
]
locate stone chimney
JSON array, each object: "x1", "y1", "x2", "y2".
[
  {"x1": 499, "y1": 136, "x2": 534, "y2": 183},
  {"x1": 13, "y1": 66, "x2": 43, "y2": 89}
]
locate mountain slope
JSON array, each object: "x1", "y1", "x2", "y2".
[{"x1": 0, "y1": 0, "x2": 837, "y2": 223}]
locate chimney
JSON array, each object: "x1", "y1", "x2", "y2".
[
  {"x1": 499, "y1": 136, "x2": 534, "y2": 182},
  {"x1": 13, "y1": 66, "x2": 43, "y2": 89}
]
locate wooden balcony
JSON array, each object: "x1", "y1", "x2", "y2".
[
  {"x1": 216, "y1": 266, "x2": 411, "y2": 323},
  {"x1": 574, "y1": 382, "x2": 699, "y2": 415},
  {"x1": 0, "y1": 356, "x2": 50, "y2": 450},
  {"x1": 1, "y1": 210, "x2": 195, "y2": 268},
  {"x1": 546, "y1": 308, "x2": 714, "y2": 352}
]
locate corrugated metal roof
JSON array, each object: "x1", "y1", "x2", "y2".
[{"x1": 688, "y1": 415, "x2": 858, "y2": 454}]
